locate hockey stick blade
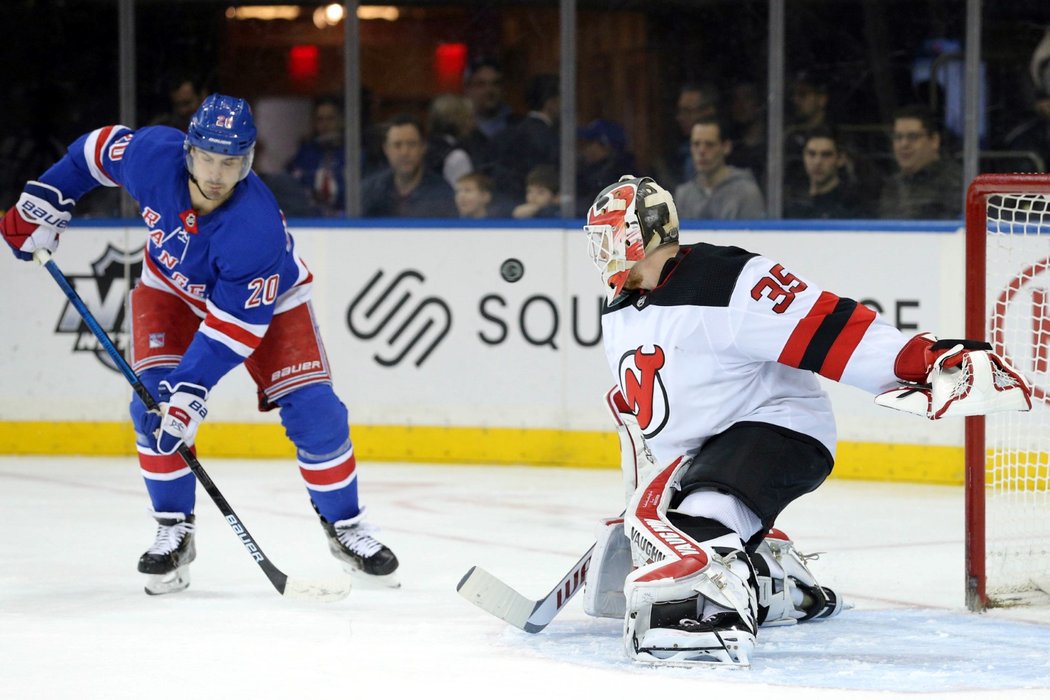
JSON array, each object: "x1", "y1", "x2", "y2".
[
  {"x1": 281, "y1": 575, "x2": 352, "y2": 602},
  {"x1": 457, "y1": 545, "x2": 594, "y2": 633}
]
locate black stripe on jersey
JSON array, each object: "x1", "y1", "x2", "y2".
[
  {"x1": 604, "y1": 243, "x2": 758, "y2": 313},
  {"x1": 797, "y1": 297, "x2": 859, "y2": 372}
]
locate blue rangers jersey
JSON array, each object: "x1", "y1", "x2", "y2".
[{"x1": 37, "y1": 125, "x2": 312, "y2": 390}]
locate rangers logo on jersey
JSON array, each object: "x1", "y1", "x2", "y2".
[
  {"x1": 619, "y1": 345, "x2": 669, "y2": 439},
  {"x1": 142, "y1": 207, "x2": 161, "y2": 228}
]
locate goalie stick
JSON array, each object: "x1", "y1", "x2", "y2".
[
  {"x1": 36, "y1": 250, "x2": 350, "y2": 602},
  {"x1": 457, "y1": 544, "x2": 594, "y2": 633}
]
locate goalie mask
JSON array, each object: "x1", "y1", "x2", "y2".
[{"x1": 585, "y1": 175, "x2": 679, "y2": 303}]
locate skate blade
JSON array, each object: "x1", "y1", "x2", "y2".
[
  {"x1": 144, "y1": 567, "x2": 190, "y2": 596},
  {"x1": 632, "y1": 629, "x2": 754, "y2": 668},
  {"x1": 338, "y1": 563, "x2": 401, "y2": 589},
  {"x1": 632, "y1": 645, "x2": 752, "y2": 669}
]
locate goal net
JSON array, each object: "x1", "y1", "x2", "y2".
[{"x1": 965, "y1": 174, "x2": 1050, "y2": 611}]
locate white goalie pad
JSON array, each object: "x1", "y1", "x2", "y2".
[
  {"x1": 876, "y1": 346, "x2": 1032, "y2": 420},
  {"x1": 624, "y1": 552, "x2": 757, "y2": 667},
  {"x1": 751, "y1": 529, "x2": 846, "y2": 626},
  {"x1": 582, "y1": 517, "x2": 632, "y2": 619},
  {"x1": 621, "y1": 457, "x2": 758, "y2": 666},
  {"x1": 604, "y1": 386, "x2": 660, "y2": 503}
]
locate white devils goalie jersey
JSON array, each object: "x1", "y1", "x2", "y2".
[{"x1": 601, "y1": 243, "x2": 910, "y2": 466}]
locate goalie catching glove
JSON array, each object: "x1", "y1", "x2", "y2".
[
  {"x1": 876, "y1": 333, "x2": 1031, "y2": 419},
  {"x1": 0, "y1": 182, "x2": 74, "y2": 262},
  {"x1": 155, "y1": 381, "x2": 209, "y2": 455}
]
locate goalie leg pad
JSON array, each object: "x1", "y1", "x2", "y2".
[
  {"x1": 583, "y1": 517, "x2": 632, "y2": 619},
  {"x1": 624, "y1": 551, "x2": 758, "y2": 668},
  {"x1": 750, "y1": 528, "x2": 846, "y2": 626},
  {"x1": 604, "y1": 386, "x2": 659, "y2": 502},
  {"x1": 623, "y1": 459, "x2": 758, "y2": 666}
]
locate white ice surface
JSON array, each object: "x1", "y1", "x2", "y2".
[{"x1": 2, "y1": 456, "x2": 1049, "y2": 699}]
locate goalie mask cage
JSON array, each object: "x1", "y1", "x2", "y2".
[{"x1": 965, "y1": 173, "x2": 1050, "y2": 612}]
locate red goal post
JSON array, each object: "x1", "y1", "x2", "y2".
[{"x1": 965, "y1": 173, "x2": 1050, "y2": 612}]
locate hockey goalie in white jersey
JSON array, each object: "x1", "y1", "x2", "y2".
[{"x1": 581, "y1": 175, "x2": 1032, "y2": 668}]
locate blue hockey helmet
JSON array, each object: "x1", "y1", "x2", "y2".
[{"x1": 184, "y1": 93, "x2": 256, "y2": 179}]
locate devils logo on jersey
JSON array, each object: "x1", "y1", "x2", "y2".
[{"x1": 618, "y1": 345, "x2": 669, "y2": 439}]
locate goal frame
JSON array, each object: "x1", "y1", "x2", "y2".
[{"x1": 964, "y1": 173, "x2": 1050, "y2": 612}]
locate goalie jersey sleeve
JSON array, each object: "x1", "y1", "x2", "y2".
[
  {"x1": 34, "y1": 125, "x2": 312, "y2": 391},
  {"x1": 600, "y1": 243, "x2": 910, "y2": 465},
  {"x1": 730, "y1": 253, "x2": 908, "y2": 395}
]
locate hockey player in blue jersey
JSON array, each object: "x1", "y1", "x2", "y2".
[{"x1": 0, "y1": 94, "x2": 399, "y2": 594}]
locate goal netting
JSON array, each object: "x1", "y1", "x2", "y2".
[{"x1": 966, "y1": 174, "x2": 1050, "y2": 611}]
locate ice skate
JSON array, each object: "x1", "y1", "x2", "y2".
[
  {"x1": 630, "y1": 608, "x2": 756, "y2": 668},
  {"x1": 137, "y1": 512, "x2": 196, "y2": 596},
  {"x1": 320, "y1": 512, "x2": 400, "y2": 587},
  {"x1": 624, "y1": 549, "x2": 759, "y2": 668}
]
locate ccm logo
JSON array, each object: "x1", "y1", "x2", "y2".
[{"x1": 271, "y1": 361, "x2": 321, "y2": 381}]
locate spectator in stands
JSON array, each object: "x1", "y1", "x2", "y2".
[
  {"x1": 725, "y1": 80, "x2": 766, "y2": 184},
  {"x1": 785, "y1": 69, "x2": 831, "y2": 154},
  {"x1": 674, "y1": 117, "x2": 765, "y2": 219},
  {"x1": 657, "y1": 82, "x2": 720, "y2": 185},
  {"x1": 454, "y1": 172, "x2": 494, "y2": 219},
  {"x1": 512, "y1": 165, "x2": 560, "y2": 219},
  {"x1": 287, "y1": 95, "x2": 346, "y2": 217},
  {"x1": 1003, "y1": 28, "x2": 1050, "y2": 173},
  {"x1": 150, "y1": 75, "x2": 208, "y2": 132},
  {"x1": 361, "y1": 114, "x2": 457, "y2": 218},
  {"x1": 0, "y1": 86, "x2": 67, "y2": 213},
  {"x1": 878, "y1": 105, "x2": 962, "y2": 220},
  {"x1": 784, "y1": 126, "x2": 868, "y2": 219},
  {"x1": 256, "y1": 140, "x2": 319, "y2": 218},
  {"x1": 425, "y1": 94, "x2": 476, "y2": 188},
  {"x1": 495, "y1": 73, "x2": 560, "y2": 200},
  {"x1": 576, "y1": 119, "x2": 636, "y2": 216},
  {"x1": 464, "y1": 59, "x2": 518, "y2": 142}
]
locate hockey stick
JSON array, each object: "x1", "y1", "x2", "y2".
[
  {"x1": 456, "y1": 543, "x2": 594, "y2": 633},
  {"x1": 35, "y1": 249, "x2": 349, "y2": 602}
]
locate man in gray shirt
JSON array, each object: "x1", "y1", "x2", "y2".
[{"x1": 674, "y1": 117, "x2": 766, "y2": 219}]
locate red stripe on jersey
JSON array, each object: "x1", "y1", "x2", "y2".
[
  {"x1": 204, "y1": 313, "x2": 264, "y2": 351},
  {"x1": 300, "y1": 453, "x2": 357, "y2": 487},
  {"x1": 139, "y1": 448, "x2": 193, "y2": 475},
  {"x1": 818, "y1": 302, "x2": 877, "y2": 381},
  {"x1": 144, "y1": 256, "x2": 207, "y2": 313},
  {"x1": 778, "y1": 291, "x2": 841, "y2": 368},
  {"x1": 94, "y1": 126, "x2": 117, "y2": 182}
]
